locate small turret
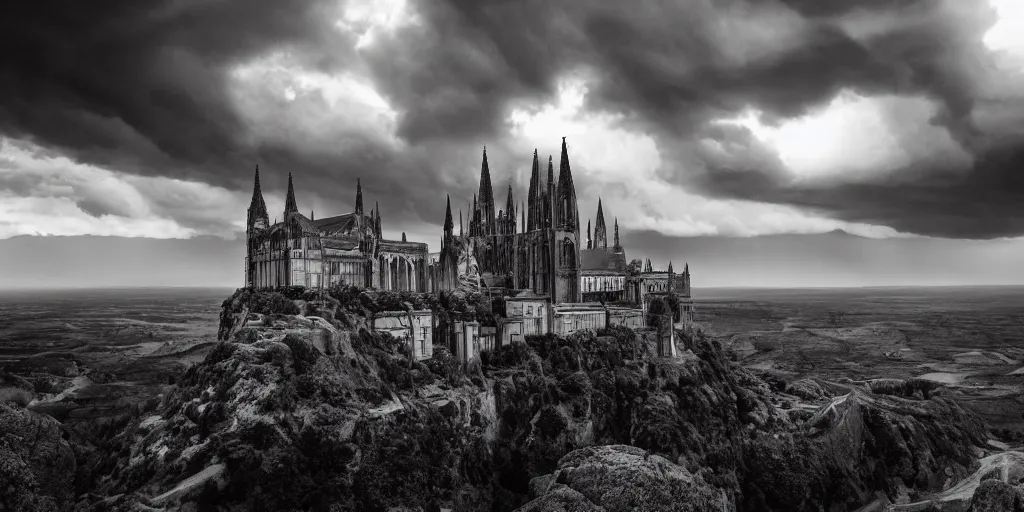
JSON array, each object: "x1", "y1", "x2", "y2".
[
  {"x1": 587, "y1": 220, "x2": 592, "y2": 250},
  {"x1": 614, "y1": 218, "x2": 620, "y2": 249}
]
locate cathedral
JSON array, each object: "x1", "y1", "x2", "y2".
[
  {"x1": 244, "y1": 169, "x2": 430, "y2": 291},
  {"x1": 242, "y1": 136, "x2": 693, "y2": 322},
  {"x1": 428, "y1": 137, "x2": 692, "y2": 313}
]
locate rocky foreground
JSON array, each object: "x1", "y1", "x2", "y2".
[{"x1": 2, "y1": 288, "x2": 1023, "y2": 511}]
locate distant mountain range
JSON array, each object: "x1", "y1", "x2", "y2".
[{"x1": 1, "y1": 231, "x2": 1021, "y2": 289}]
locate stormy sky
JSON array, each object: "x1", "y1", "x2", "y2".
[{"x1": 2, "y1": 0, "x2": 1024, "y2": 287}]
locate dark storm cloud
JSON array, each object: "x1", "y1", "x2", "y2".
[
  {"x1": 0, "y1": 0, "x2": 357, "y2": 186},
  {"x1": 0, "y1": 0, "x2": 1018, "y2": 238}
]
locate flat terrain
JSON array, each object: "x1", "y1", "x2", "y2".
[
  {"x1": 698, "y1": 286, "x2": 1024, "y2": 433},
  {"x1": 0, "y1": 287, "x2": 230, "y2": 422},
  {"x1": 2, "y1": 285, "x2": 1022, "y2": 437}
]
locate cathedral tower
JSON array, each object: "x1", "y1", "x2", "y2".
[
  {"x1": 552, "y1": 137, "x2": 582, "y2": 303},
  {"x1": 527, "y1": 150, "x2": 540, "y2": 231},
  {"x1": 284, "y1": 172, "x2": 298, "y2": 215},
  {"x1": 477, "y1": 147, "x2": 496, "y2": 236},
  {"x1": 245, "y1": 166, "x2": 270, "y2": 287},
  {"x1": 593, "y1": 198, "x2": 607, "y2": 250}
]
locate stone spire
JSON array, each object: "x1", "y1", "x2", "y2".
[
  {"x1": 402, "y1": 232, "x2": 407, "y2": 242},
  {"x1": 546, "y1": 155, "x2": 555, "y2": 228},
  {"x1": 459, "y1": 209, "x2": 464, "y2": 237},
  {"x1": 374, "y1": 201, "x2": 381, "y2": 237},
  {"x1": 506, "y1": 180, "x2": 516, "y2": 234},
  {"x1": 284, "y1": 172, "x2": 298, "y2": 215},
  {"x1": 587, "y1": 220, "x2": 592, "y2": 250},
  {"x1": 593, "y1": 198, "x2": 608, "y2": 249},
  {"x1": 478, "y1": 146, "x2": 496, "y2": 235},
  {"x1": 555, "y1": 137, "x2": 579, "y2": 231},
  {"x1": 247, "y1": 165, "x2": 269, "y2": 229},
  {"x1": 614, "y1": 217, "x2": 620, "y2": 249},
  {"x1": 311, "y1": 209, "x2": 314, "y2": 221},
  {"x1": 668, "y1": 260, "x2": 674, "y2": 273},
  {"x1": 443, "y1": 195, "x2": 454, "y2": 236},
  {"x1": 355, "y1": 178, "x2": 364, "y2": 215},
  {"x1": 527, "y1": 149, "x2": 540, "y2": 231}
]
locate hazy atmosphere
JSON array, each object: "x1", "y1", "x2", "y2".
[{"x1": 3, "y1": 0, "x2": 1024, "y2": 287}]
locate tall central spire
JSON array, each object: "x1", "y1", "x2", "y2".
[
  {"x1": 477, "y1": 146, "x2": 496, "y2": 236},
  {"x1": 284, "y1": 172, "x2": 298, "y2": 215},
  {"x1": 527, "y1": 149, "x2": 540, "y2": 231},
  {"x1": 555, "y1": 136, "x2": 578, "y2": 231}
]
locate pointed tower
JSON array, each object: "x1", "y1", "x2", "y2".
[
  {"x1": 443, "y1": 195, "x2": 454, "y2": 239},
  {"x1": 477, "y1": 147, "x2": 497, "y2": 236},
  {"x1": 527, "y1": 150, "x2": 540, "y2": 231},
  {"x1": 459, "y1": 209, "x2": 464, "y2": 237},
  {"x1": 506, "y1": 181, "x2": 516, "y2": 235},
  {"x1": 284, "y1": 173, "x2": 298, "y2": 215},
  {"x1": 245, "y1": 165, "x2": 270, "y2": 288},
  {"x1": 587, "y1": 220, "x2": 592, "y2": 250},
  {"x1": 552, "y1": 137, "x2": 581, "y2": 303},
  {"x1": 402, "y1": 232, "x2": 407, "y2": 242},
  {"x1": 614, "y1": 218, "x2": 622, "y2": 249},
  {"x1": 355, "y1": 179, "x2": 364, "y2": 215},
  {"x1": 546, "y1": 155, "x2": 555, "y2": 228},
  {"x1": 374, "y1": 201, "x2": 381, "y2": 237},
  {"x1": 594, "y1": 198, "x2": 608, "y2": 250},
  {"x1": 247, "y1": 166, "x2": 270, "y2": 231},
  {"x1": 684, "y1": 263, "x2": 691, "y2": 297}
]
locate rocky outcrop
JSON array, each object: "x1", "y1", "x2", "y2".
[
  {"x1": 966, "y1": 480, "x2": 1024, "y2": 511},
  {"x1": 55, "y1": 291, "x2": 1010, "y2": 512},
  {"x1": 519, "y1": 445, "x2": 722, "y2": 511},
  {"x1": 0, "y1": 402, "x2": 77, "y2": 512}
]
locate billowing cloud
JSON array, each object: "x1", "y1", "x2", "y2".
[{"x1": 1, "y1": 0, "x2": 1023, "y2": 242}]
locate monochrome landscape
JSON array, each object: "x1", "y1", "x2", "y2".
[{"x1": 4, "y1": 0, "x2": 1024, "y2": 510}]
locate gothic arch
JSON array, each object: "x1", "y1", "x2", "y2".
[{"x1": 560, "y1": 237, "x2": 577, "y2": 270}]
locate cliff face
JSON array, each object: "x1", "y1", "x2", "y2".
[
  {"x1": 50, "y1": 289, "x2": 1016, "y2": 511},
  {"x1": 0, "y1": 400, "x2": 77, "y2": 512}
]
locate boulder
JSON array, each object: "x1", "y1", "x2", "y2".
[{"x1": 517, "y1": 445, "x2": 721, "y2": 511}]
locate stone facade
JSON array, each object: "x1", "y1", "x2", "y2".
[
  {"x1": 372, "y1": 310, "x2": 434, "y2": 360},
  {"x1": 430, "y1": 138, "x2": 582, "y2": 303},
  {"x1": 244, "y1": 169, "x2": 429, "y2": 292}
]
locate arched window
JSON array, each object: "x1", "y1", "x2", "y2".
[{"x1": 560, "y1": 238, "x2": 576, "y2": 270}]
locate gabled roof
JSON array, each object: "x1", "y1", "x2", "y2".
[
  {"x1": 314, "y1": 213, "x2": 376, "y2": 235},
  {"x1": 286, "y1": 212, "x2": 319, "y2": 234},
  {"x1": 322, "y1": 237, "x2": 360, "y2": 251},
  {"x1": 581, "y1": 247, "x2": 627, "y2": 271}
]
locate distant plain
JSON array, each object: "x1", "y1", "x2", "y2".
[
  {"x1": 697, "y1": 286, "x2": 1024, "y2": 435},
  {"x1": 1, "y1": 285, "x2": 1022, "y2": 436}
]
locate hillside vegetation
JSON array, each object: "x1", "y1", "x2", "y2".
[{"x1": 1, "y1": 287, "x2": 1020, "y2": 511}]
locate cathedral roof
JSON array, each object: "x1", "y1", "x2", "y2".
[
  {"x1": 321, "y1": 237, "x2": 360, "y2": 250},
  {"x1": 313, "y1": 213, "x2": 357, "y2": 232},
  {"x1": 581, "y1": 247, "x2": 627, "y2": 272},
  {"x1": 286, "y1": 211, "x2": 319, "y2": 234}
]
